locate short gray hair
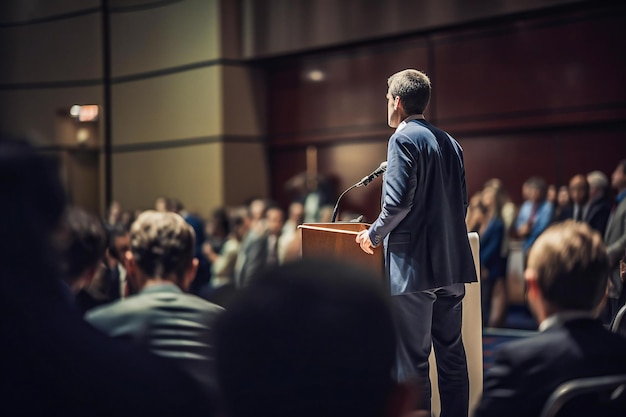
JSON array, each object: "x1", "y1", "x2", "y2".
[
  {"x1": 387, "y1": 69, "x2": 431, "y2": 115},
  {"x1": 587, "y1": 170, "x2": 608, "y2": 189}
]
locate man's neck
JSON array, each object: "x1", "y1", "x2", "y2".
[{"x1": 142, "y1": 276, "x2": 179, "y2": 289}]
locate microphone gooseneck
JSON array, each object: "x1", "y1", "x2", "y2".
[{"x1": 330, "y1": 161, "x2": 387, "y2": 223}]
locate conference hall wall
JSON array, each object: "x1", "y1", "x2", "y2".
[
  {"x1": 0, "y1": 0, "x2": 268, "y2": 216},
  {"x1": 264, "y1": 4, "x2": 626, "y2": 222}
]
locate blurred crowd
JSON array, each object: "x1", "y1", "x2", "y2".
[{"x1": 467, "y1": 162, "x2": 626, "y2": 327}]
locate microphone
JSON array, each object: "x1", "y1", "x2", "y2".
[
  {"x1": 356, "y1": 161, "x2": 387, "y2": 187},
  {"x1": 331, "y1": 161, "x2": 387, "y2": 222}
]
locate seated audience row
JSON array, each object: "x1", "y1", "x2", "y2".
[{"x1": 4, "y1": 136, "x2": 626, "y2": 417}]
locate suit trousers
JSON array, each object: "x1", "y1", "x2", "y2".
[{"x1": 392, "y1": 283, "x2": 469, "y2": 417}]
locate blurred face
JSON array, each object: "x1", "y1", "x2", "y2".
[
  {"x1": 387, "y1": 89, "x2": 402, "y2": 128},
  {"x1": 481, "y1": 187, "x2": 496, "y2": 209},
  {"x1": 546, "y1": 185, "x2": 556, "y2": 203},
  {"x1": 528, "y1": 186, "x2": 542, "y2": 203},
  {"x1": 112, "y1": 234, "x2": 130, "y2": 264},
  {"x1": 568, "y1": 177, "x2": 588, "y2": 205},
  {"x1": 266, "y1": 208, "x2": 284, "y2": 236},
  {"x1": 557, "y1": 186, "x2": 570, "y2": 208},
  {"x1": 612, "y1": 164, "x2": 626, "y2": 191},
  {"x1": 155, "y1": 198, "x2": 167, "y2": 212}
]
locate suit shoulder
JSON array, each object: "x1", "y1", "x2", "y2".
[
  {"x1": 86, "y1": 296, "x2": 148, "y2": 322},
  {"x1": 180, "y1": 293, "x2": 225, "y2": 314}
]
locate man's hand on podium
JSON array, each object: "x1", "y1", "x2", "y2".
[{"x1": 356, "y1": 229, "x2": 374, "y2": 255}]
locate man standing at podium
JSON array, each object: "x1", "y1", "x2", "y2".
[{"x1": 356, "y1": 69, "x2": 477, "y2": 417}]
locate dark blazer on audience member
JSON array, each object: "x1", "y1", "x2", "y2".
[
  {"x1": 585, "y1": 198, "x2": 611, "y2": 236},
  {"x1": 474, "y1": 318, "x2": 626, "y2": 417},
  {"x1": 87, "y1": 283, "x2": 224, "y2": 394},
  {"x1": 234, "y1": 230, "x2": 271, "y2": 288}
]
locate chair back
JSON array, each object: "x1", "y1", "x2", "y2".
[
  {"x1": 610, "y1": 304, "x2": 626, "y2": 338},
  {"x1": 539, "y1": 374, "x2": 626, "y2": 417}
]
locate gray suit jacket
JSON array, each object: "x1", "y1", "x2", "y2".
[
  {"x1": 87, "y1": 283, "x2": 224, "y2": 393},
  {"x1": 368, "y1": 119, "x2": 477, "y2": 295},
  {"x1": 605, "y1": 197, "x2": 626, "y2": 298}
]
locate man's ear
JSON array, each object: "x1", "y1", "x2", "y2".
[
  {"x1": 124, "y1": 250, "x2": 142, "y2": 292},
  {"x1": 182, "y1": 258, "x2": 199, "y2": 292},
  {"x1": 394, "y1": 96, "x2": 401, "y2": 111},
  {"x1": 524, "y1": 268, "x2": 540, "y2": 297}
]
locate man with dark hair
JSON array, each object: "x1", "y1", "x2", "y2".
[
  {"x1": 568, "y1": 173, "x2": 611, "y2": 236},
  {"x1": 475, "y1": 221, "x2": 626, "y2": 417},
  {"x1": 0, "y1": 137, "x2": 211, "y2": 416},
  {"x1": 61, "y1": 207, "x2": 107, "y2": 294},
  {"x1": 82, "y1": 224, "x2": 131, "y2": 310},
  {"x1": 59, "y1": 206, "x2": 108, "y2": 313},
  {"x1": 356, "y1": 69, "x2": 477, "y2": 417},
  {"x1": 604, "y1": 159, "x2": 626, "y2": 322},
  {"x1": 215, "y1": 259, "x2": 422, "y2": 417},
  {"x1": 87, "y1": 210, "x2": 224, "y2": 395}
]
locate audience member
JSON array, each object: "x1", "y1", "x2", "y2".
[
  {"x1": 515, "y1": 176, "x2": 553, "y2": 256},
  {"x1": 552, "y1": 184, "x2": 572, "y2": 223},
  {"x1": 585, "y1": 170, "x2": 612, "y2": 236},
  {"x1": 568, "y1": 174, "x2": 590, "y2": 222},
  {"x1": 215, "y1": 258, "x2": 423, "y2": 417},
  {"x1": 204, "y1": 209, "x2": 248, "y2": 290},
  {"x1": 105, "y1": 200, "x2": 122, "y2": 226},
  {"x1": 247, "y1": 197, "x2": 268, "y2": 235},
  {"x1": 474, "y1": 221, "x2": 626, "y2": 417},
  {"x1": 176, "y1": 200, "x2": 211, "y2": 295},
  {"x1": 465, "y1": 192, "x2": 484, "y2": 233},
  {"x1": 279, "y1": 201, "x2": 305, "y2": 262},
  {"x1": 85, "y1": 224, "x2": 132, "y2": 306},
  {"x1": 588, "y1": 170, "x2": 610, "y2": 202},
  {"x1": 546, "y1": 184, "x2": 557, "y2": 206},
  {"x1": 234, "y1": 204, "x2": 285, "y2": 288},
  {"x1": 155, "y1": 196, "x2": 170, "y2": 212},
  {"x1": 285, "y1": 172, "x2": 334, "y2": 222},
  {"x1": 569, "y1": 173, "x2": 612, "y2": 236},
  {"x1": 478, "y1": 185, "x2": 505, "y2": 326},
  {"x1": 59, "y1": 207, "x2": 108, "y2": 313},
  {"x1": 87, "y1": 210, "x2": 224, "y2": 395},
  {"x1": 603, "y1": 159, "x2": 626, "y2": 322},
  {"x1": 482, "y1": 178, "x2": 516, "y2": 327},
  {"x1": 0, "y1": 137, "x2": 211, "y2": 416}
]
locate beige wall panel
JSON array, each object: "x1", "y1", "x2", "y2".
[
  {"x1": 243, "y1": 0, "x2": 579, "y2": 58},
  {"x1": 222, "y1": 66, "x2": 265, "y2": 136},
  {"x1": 223, "y1": 141, "x2": 269, "y2": 206},
  {"x1": 0, "y1": 13, "x2": 102, "y2": 83},
  {"x1": 112, "y1": 143, "x2": 224, "y2": 215},
  {"x1": 111, "y1": 67, "x2": 222, "y2": 145},
  {"x1": 0, "y1": 86, "x2": 103, "y2": 145},
  {"x1": 110, "y1": 0, "x2": 220, "y2": 77},
  {"x1": 0, "y1": 0, "x2": 98, "y2": 23}
]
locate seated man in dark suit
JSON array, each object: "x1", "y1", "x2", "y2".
[
  {"x1": 215, "y1": 259, "x2": 425, "y2": 417},
  {"x1": 58, "y1": 207, "x2": 107, "y2": 312},
  {"x1": 568, "y1": 173, "x2": 611, "y2": 236},
  {"x1": 0, "y1": 137, "x2": 211, "y2": 416},
  {"x1": 474, "y1": 220, "x2": 626, "y2": 417},
  {"x1": 87, "y1": 210, "x2": 224, "y2": 396}
]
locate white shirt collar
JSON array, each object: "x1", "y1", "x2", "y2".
[
  {"x1": 395, "y1": 114, "x2": 425, "y2": 133},
  {"x1": 538, "y1": 310, "x2": 594, "y2": 332}
]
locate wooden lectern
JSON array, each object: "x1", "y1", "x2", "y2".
[
  {"x1": 298, "y1": 222, "x2": 384, "y2": 277},
  {"x1": 299, "y1": 224, "x2": 483, "y2": 416}
]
